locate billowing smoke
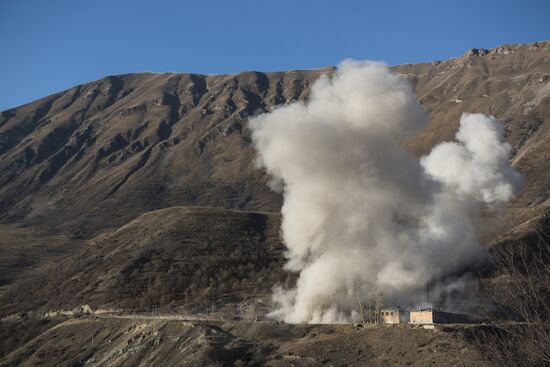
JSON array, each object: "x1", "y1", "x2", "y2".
[
  {"x1": 249, "y1": 60, "x2": 521, "y2": 323},
  {"x1": 421, "y1": 113, "x2": 522, "y2": 204}
]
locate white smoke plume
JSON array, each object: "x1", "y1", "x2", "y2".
[
  {"x1": 421, "y1": 113, "x2": 522, "y2": 204},
  {"x1": 249, "y1": 60, "x2": 521, "y2": 323}
]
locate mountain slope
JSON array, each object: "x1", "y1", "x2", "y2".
[
  {"x1": 0, "y1": 70, "x2": 324, "y2": 236},
  {"x1": 0, "y1": 207, "x2": 286, "y2": 317},
  {"x1": 396, "y1": 42, "x2": 550, "y2": 207},
  {"x1": 1, "y1": 41, "x2": 549, "y2": 237}
]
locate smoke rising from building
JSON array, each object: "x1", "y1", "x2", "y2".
[{"x1": 249, "y1": 60, "x2": 521, "y2": 323}]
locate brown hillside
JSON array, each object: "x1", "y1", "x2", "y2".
[
  {"x1": 0, "y1": 41, "x2": 549, "y2": 237},
  {"x1": 0, "y1": 207, "x2": 286, "y2": 317}
]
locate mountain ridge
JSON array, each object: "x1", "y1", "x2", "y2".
[{"x1": 4, "y1": 39, "x2": 545, "y2": 113}]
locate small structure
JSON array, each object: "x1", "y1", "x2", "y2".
[
  {"x1": 410, "y1": 309, "x2": 471, "y2": 324},
  {"x1": 381, "y1": 307, "x2": 410, "y2": 324}
]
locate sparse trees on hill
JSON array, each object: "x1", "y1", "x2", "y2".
[
  {"x1": 472, "y1": 230, "x2": 550, "y2": 366},
  {"x1": 355, "y1": 290, "x2": 385, "y2": 323}
]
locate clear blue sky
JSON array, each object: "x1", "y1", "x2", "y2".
[{"x1": 1, "y1": 0, "x2": 549, "y2": 111}]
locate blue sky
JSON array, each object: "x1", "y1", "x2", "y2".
[{"x1": 1, "y1": 0, "x2": 549, "y2": 111}]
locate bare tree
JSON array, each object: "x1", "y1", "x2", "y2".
[
  {"x1": 355, "y1": 290, "x2": 385, "y2": 323},
  {"x1": 355, "y1": 295, "x2": 367, "y2": 324},
  {"x1": 472, "y1": 230, "x2": 550, "y2": 366},
  {"x1": 372, "y1": 291, "x2": 385, "y2": 323}
]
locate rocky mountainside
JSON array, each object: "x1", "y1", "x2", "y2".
[
  {"x1": 1, "y1": 41, "x2": 549, "y2": 238},
  {"x1": 1, "y1": 40, "x2": 549, "y2": 366},
  {"x1": 0, "y1": 69, "x2": 328, "y2": 236},
  {"x1": 396, "y1": 42, "x2": 550, "y2": 208}
]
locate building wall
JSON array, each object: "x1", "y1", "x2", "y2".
[{"x1": 410, "y1": 310, "x2": 433, "y2": 324}]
